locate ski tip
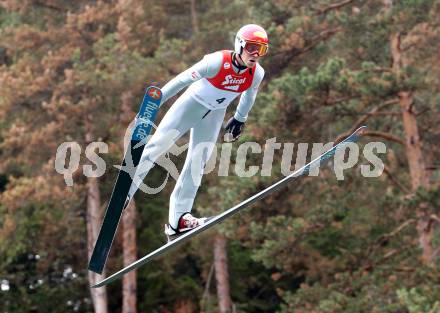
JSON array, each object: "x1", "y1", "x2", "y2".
[
  {"x1": 335, "y1": 125, "x2": 367, "y2": 145},
  {"x1": 357, "y1": 125, "x2": 368, "y2": 134},
  {"x1": 91, "y1": 282, "x2": 103, "y2": 289},
  {"x1": 348, "y1": 125, "x2": 367, "y2": 142},
  {"x1": 146, "y1": 86, "x2": 163, "y2": 101},
  {"x1": 91, "y1": 275, "x2": 117, "y2": 288},
  {"x1": 91, "y1": 276, "x2": 111, "y2": 288}
]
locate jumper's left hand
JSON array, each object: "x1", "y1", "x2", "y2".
[{"x1": 223, "y1": 117, "x2": 245, "y2": 142}]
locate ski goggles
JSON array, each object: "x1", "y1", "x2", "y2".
[{"x1": 244, "y1": 41, "x2": 268, "y2": 56}]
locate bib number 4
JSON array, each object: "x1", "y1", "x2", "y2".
[{"x1": 216, "y1": 98, "x2": 226, "y2": 104}]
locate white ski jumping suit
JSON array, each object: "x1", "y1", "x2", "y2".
[{"x1": 128, "y1": 50, "x2": 265, "y2": 228}]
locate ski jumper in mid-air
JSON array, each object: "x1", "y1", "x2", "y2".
[{"x1": 126, "y1": 24, "x2": 268, "y2": 240}]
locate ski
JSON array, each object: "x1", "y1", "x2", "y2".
[
  {"x1": 92, "y1": 125, "x2": 366, "y2": 287},
  {"x1": 88, "y1": 86, "x2": 162, "y2": 274}
]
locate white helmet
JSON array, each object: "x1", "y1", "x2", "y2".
[{"x1": 234, "y1": 24, "x2": 269, "y2": 56}]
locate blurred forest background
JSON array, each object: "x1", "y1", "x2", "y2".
[{"x1": 0, "y1": 0, "x2": 439, "y2": 312}]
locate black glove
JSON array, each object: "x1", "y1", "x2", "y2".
[{"x1": 224, "y1": 117, "x2": 245, "y2": 142}]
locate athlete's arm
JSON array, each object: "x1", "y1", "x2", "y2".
[
  {"x1": 160, "y1": 52, "x2": 222, "y2": 105},
  {"x1": 233, "y1": 64, "x2": 265, "y2": 122}
]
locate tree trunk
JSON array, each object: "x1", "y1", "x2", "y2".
[
  {"x1": 85, "y1": 123, "x2": 109, "y2": 313},
  {"x1": 398, "y1": 90, "x2": 429, "y2": 190},
  {"x1": 87, "y1": 175, "x2": 109, "y2": 313},
  {"x1": 121, "y1": 91, "x2": 138, "y2": 313},
  {"x1": 214, "y1": 234, "x2": 232, "y2": 313},
  {"x1": 190, "y1": 0, "x2": 199, "y2": 34},
  {"x1": 390, "y1": 33, "x2": 429, "y2": 191},
  {"x1": 389, "y1": 20, "x2": 434, "y2": 265},
  {"x1": 122, "y1": 199, "x2": 137, "y2": 313}
]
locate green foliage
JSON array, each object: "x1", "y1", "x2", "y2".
[
  {"x1": 0, "y1": 0, "x2": 439, "y2": 312},
  {"x1": 0, "y1": 7, "x2": 20, "y2": 30},
  {"x1": 397, "y1": 287, "x2": 440, "y2": 313}
]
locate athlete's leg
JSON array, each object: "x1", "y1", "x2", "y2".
[
  {"x1": 169, "y1": 108, "x2": 226, "y2": 228},
  {"x1": 128, "y1": 94, "x2": 211, "y2": 199}
]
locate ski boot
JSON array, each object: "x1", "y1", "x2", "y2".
[{"x1": 164, "y1": 213, "x2": 209, "y2": 242}]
